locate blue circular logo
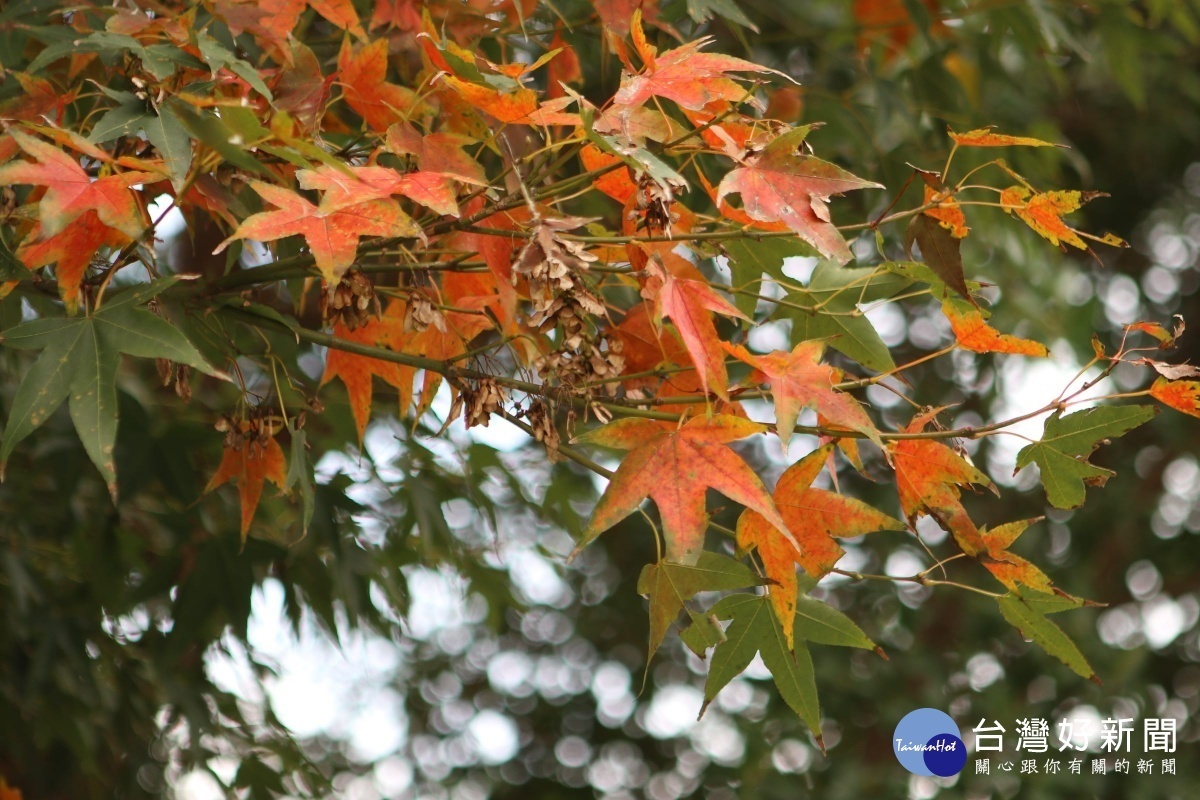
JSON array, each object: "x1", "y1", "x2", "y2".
[{"x1": 893, "y1": 709, "x2": 966, "y2": 777}]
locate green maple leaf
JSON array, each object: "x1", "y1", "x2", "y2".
[
  {"x1": 637, "y1": 551, "x2": 766, "y2": 661},
  {"x1": 997, "y1": 587, "x2": 1095, "y2": 682},
  {"x1": 0, "y1": 278, "x2": 226, "y2": 498},
  {"x1": 1015, "y1": 405, "x2": 1156, "y2": 509},
  {"x1": 702, "y1": 593, "x2": 822, "y2": 746}
]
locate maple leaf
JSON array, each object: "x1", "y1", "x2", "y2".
[
  {"x1": 1015, "y1": 405, "x2": 1157, "y2": 509},
  {"x1": 440, "y1": 77, "x2": 580, "y2": 126},
  {"x1": 941, "y1": 299, "x2": 1049, "y2": 356},
  {"x1": 338, "y1": 39, "x2": 425, "y2": 131},
  {"x1": 736, "y1": 444, "x2": 903, "y2": 646},
  {"x1": 0, "y1": 130, "x2": 151, "y2": 240},
  {"x1": 580, "y1": 144, "x2": 637, "y2": 203},
  {"x1": 997, "y1": 587, "x2": 1096, "y2": 682},
  {"x1": 0, "y1": 279, "x2": 224, "y2": 498},
  {"x1": 320, "y1": 310, "x2": 415, "y2": 441},
  {"x1": 716, "y1": 126, "x2": 883, "y2": 263},
  {"x1": 904, "y1": 213, "x2": 972, "y2": 303},
  {"x1": 889, "y1": 409, "x2": 995, "y2": 556},
  {"x1": 646, "y1": 253, "x2": 747, "y2": 400},
  {"x1": 298, "y1": 164, "x2": 463, "y2": 217},
  {"x1": 214, "y1": 181, "x2": 421, "y2": 285},
  {"x1": 1125, "y1": 317, "x2": 1185, "y2": 349},
  {"x1": 999, "y1": 186, "x2": 1127, "y2": 250},
  {"x1": 703, "y1": 593, "x2": 822, "y2": 744},
  {"x1": 948, "y1": 128, "x2": 1061, "y2": 148},
  {"x1": 637, "y1": 552, "x2": 765, "y2": 660},
  {"x1": 978, "y1": 518, "x2": 1055, "y2": 594},
  {"x1": 1150, "y1": 377, "x2": 1200, "y2": 417},
  {"x1": 613, "y1": 13, "x2": 783, "y2": 113},
  {"x1": 16, "y1": 211, "x2": 130, "y2": 313},
  {"x1": 385, "y1": 122, "x2": 486, "y2": 185},
  {"x1": 205, "y1": 433, "x2": 288, "y2": 539},
  {"x1": 923, "y1": 185, "x2": 968, "y2": 238},
  {"x1": 307, "y1": 0, "x2": 363, "y2": 36},
  {"x1": 572, "y1": 416, "x2": 791, "y2": 564},
  {"x1": 724, "y1": 341, "x2": 878, "y2": 448}
]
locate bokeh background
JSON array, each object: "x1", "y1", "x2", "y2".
[{"x1": 2, "y1": 1, "x2": 1200, "y2": 798}]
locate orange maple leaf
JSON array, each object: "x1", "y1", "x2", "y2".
[
  {"x1": 1150, "y1": 377, "x2": 1200, "y2": 418},
  {"x1": 299, "y1": 164, "x2": 464, "y2": 217},
  {"x1": 923, "y1": 185, "x2": 968, "y2": 238},
  {"x1": 385, "y1": 122, "x2": 486, "y2": 185},
  {"x1": 724, "y1": 341, "x2": 878, "y2": 448},
  {"x1": 716, "y1": 126, "x2": 883, "y2": 263},
  {"x1": 573, "y1": 416, "x2": 791, "y2": 564},
  {"x1": 999, "y1": 186, "x2": 1127, "y2": 251},
  {"x1": 440, "y1": 77, "x2": 580, "y2": 126},
  {"x1": 947, "y1": 128, "x2": 1061, "y2": 148},
  {"x1": 338, "y1": 39, "x2": 424, "y2": 131},
  {"x1": 613, "y1": 14, "x2": 783, "y2": 113},
  {"x1": 941, "y1": 300, "x2": 1049, "y2": 357},
  {"x1": 0, "y1": 130, "x2": 151, "y2": 240},
  {"x1": 0, "y1": 777, "x2": 22, "y2": 800},
  {"x1": 737, "y1": 443, "x2": 903, "y2": 646},
  {"x1": 580, "y1": 144, "x2": 637, "y2": 203},
  {"x1": 978, "y1": 518, "x2": 1055, "y2": 594},
  {"x1": 307, "y1": 0, "x2": 363, "y2": 36},
  {"x1": 205, "y1": 435, "x2": 288, "y2": 539},
  {"x1": 645, "y1": 253, "x2": 747, "y2": 400},
  {"x1": 320, "y1": 309, "x2": 415, "y2": 440},
  {"x1": 16, "y1": 211, "x2": 130, "y2": 313},
  {"x1": 889, "y1": 409, "x2": 995, "y2": 556},
  {"x1": 214, "y1": 181, "x2": 421, "y2": 285}
]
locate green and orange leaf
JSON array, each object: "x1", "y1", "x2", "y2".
[
  {"x1": 923, "y1": 185, "x2": 968, "y2": 238},
  {"x1": 948, "y1": 128, "x2": 1061, "y2": 148},
  {"x1": 942, "y1": 299, "x2": 1049, "y2": 357},
  {"x1": 1150, "y1": 377, "x2": 1200, "y2": 418},
  {"x1": 999, "y1": 186, "x2": 1127, "y2": 251}
]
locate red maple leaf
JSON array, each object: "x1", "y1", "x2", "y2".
[
  {"x1": 205, "y1": 434, "x2": 288, "y2": 539},
  {"x1": 214, "y1": 181, "x2": 422, "y2": 284},
  {"x1": 17, "y1": 211, "x2": 130, "y2": 312},
  {"x1": 0, "y1": 130, "x2": 151, "y2": 240},
  {"x1": 440, "y1": 77, "x2": 580, "y2": 126},
  {"x1": 889, "y1": 409, "x2": 995, "y2": 556},
  {"x1": 612, "y1": 15, "x2": 783, "y2": 113},
  {"x1": 298, "y1": 164, "x2": 465, "y2": 218},
  {"x1": 573, "y1": 416, "x2": 790, "y2": 564},
  {"x1": 321, "y1": 306, "x2": 415, "y2": 440},
  {"x1": 645, "y1": 251, "x2": 747, "y2": 400},
  {"x1": 716, "y1": 126, "x2": 882, "y2": 263},
  {"x1": 338, "y1": 39, "x2": 424, "y2": 131},
  {"x1": 724, "y1": 341, "x2": 878, "y2": 448}
]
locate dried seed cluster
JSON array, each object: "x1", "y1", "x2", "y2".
[
  {"x1": 214, "y1": 408, "x2": 281, "y2": 454},
  {"x1": 321, "y1": 268, "x2": 380, "y2": 331}
]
